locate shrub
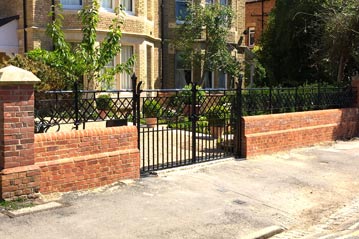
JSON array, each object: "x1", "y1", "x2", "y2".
[
  {"x1": 96, "y1": 94, "x2": 113, "y2": 111},
  {"x1": 205, "y1": 105, "x2": 230, "y2": 126},
  {"x1": 177, "y1": 84, "x2": 206, "y2": 105},
  {"x1": 143, "y1": 99, "x2": 162, "y2": 118}
]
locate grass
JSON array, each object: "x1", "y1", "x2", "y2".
[{"x1": 0, "y1": 198, "x2": 36, "y2": 211}]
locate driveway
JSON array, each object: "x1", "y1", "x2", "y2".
[{"x1": 1, "y1": 139, "x2": 359, "y2": 238}]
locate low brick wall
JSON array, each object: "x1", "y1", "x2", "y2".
[
  {"x1": 242, "y1": 108, "x2": 359, "y2": 157},
  {"x1": 34, "y1": 126, "x2": 140, "y2": 194}
]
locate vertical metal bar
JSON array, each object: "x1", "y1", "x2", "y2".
[
  {"x1": 269, "y1": 86, "x2": 273, "y2": 114},
  {"x1": 191, "y1": 83, "x2": 197, "y2": 164},
  {"x1": 234, "y1": 78, "x2": 243, "y2": 158},
  {"x1": 74, "y1": 81, "x2": 80, "y2": 130},
  {"x1": 131, "y1": 73, "x2": 137, "y2": 126}
]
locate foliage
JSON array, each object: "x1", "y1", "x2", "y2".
[
  {"x1": 173, "y1": 2, "x2": 241, "y2": 85},
  {"x1": 96, "y1": 94, "x2": 113, "y2": 110},
  {"x1": 259, "y1": 0, "x2": 326, "y2": 86},
  {"x1": 142, "y1": 99, "x2": 163, "y2": 118},
  {"x1": 176, "y1": 84, "x2": 206, "y2": 105},
  {"x1": 26, "y1": 1, "x2": 135, "y2": 90},
  {"x1": 259, "y1": 0, "x2": 359, "y2": 86},
  {"x1": 244, "y1": 46, "x2": 266, "y2": 87},
  {"x1": 0, "y1": 54, "x2": 71, "y2": 91},
  {"x1": 318, "y1": 0, "x2": 359, "y2": 82},
  {"x1": 205, "y1": 105, "x2": 230, "y2": 126}
]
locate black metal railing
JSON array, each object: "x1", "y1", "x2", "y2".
[
  {"x1": 35, "y1": 85, "x2": 134, "y2": 132},
  {"x1": 34, "y1": 79, "x2": 356, "y2": 173},
  {"x1": 241, "y1": 86, "x2": 355, "y2": 116}
]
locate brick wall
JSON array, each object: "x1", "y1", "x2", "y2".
[
  {"x1": 245, "y1": 0, "x2": 275, "y2": 46},
  {"x1": 34, "y1": 126, "x2": 140, "y2": 194},
  {"x1": 242, "y1": 108, "x2": 359, "y2": 157}
]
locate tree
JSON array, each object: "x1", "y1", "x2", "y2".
[
  {"x1": 259, "y1": 0, "x2": 359, "y2": 86},
  {"x1": 173, "y1": 2, "x2": 241, "y2": 86},
  {"x1": 21, "y1": 0, "x2": 135, "y2": 90},
  {"x1": 319, "y1": 0, "x2": 359, "y2": 82},
  {"x1": 259, "y1": 0, "x2": 326, "y2": 86}
]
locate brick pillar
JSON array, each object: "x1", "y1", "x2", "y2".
[
  {"x1": 0, "y1": 66, "x2": 41, "y2": 200},
  {"x1": 352, "y1": 75, "x2": 359, "y2": 107}
]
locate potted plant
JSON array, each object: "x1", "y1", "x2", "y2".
[
  {"x1": 205, "y1": 105, "x2": 230, "y2": 138},
  {"x1": 96, "y1": 94, "x2": 112, "y2": 119},
  {"x1": 143, "y1": 99, "x2": 163, "y2": 127},
  {"x1": 177, "y1": 84, "x2": 206, "y2": 116}
]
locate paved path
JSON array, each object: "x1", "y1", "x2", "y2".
[{"x1": 1, "y1": 139, "x2": 359, "y2": 238}]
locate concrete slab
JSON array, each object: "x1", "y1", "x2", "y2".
[{"x1": 5, "y1": 202, "x2": 63, "y2": 217}]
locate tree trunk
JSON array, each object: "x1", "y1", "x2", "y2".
[{"x1": 337, "y1": 54, "x2": 347, "y2": 82}]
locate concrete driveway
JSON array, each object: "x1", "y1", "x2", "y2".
[{"x1": 1, "y1": 139, "x2": 359, "y2": 239}]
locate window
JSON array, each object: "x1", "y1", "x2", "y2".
[
  {"x1": 204, "y1": 71, "x2": 214, "y2": 89},
  {"x1": 248, "y1": 27, "x2": 255, "y2": 47},
  {"x1": 100, "y1": 58, "x2": 116, "y2": 90},
  {"x1": 218, "y1": 71, "x2": 227, "y2": 88},
  {"x1": 100, "y1": 0, "x2": 113, "y2": 11},
  {"x1": 176, "y1": 0, "x2": 189, "y2": 23},
  {"x1": 120, "y1": 46, "x2": 134, "y2": 90},
  {"x1": 61, "y1": 0, "x2": 82, "y2": 9},
  {"x1": 220, "y1": 0, "x2": 229, "y2": 5},
  {"x1": 121, "y1": 0, "x2": 133, "y2": 13},
  {"x1": 175, "y1": 52, "x2": 192, "y2": 89}
]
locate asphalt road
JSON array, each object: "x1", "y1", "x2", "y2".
[{"x1": 1, "y1": 139, "x2": 359, "y2": 239}]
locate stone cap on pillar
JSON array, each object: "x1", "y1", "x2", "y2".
[{"x1": 0, "y1": 65, "x2": 40, "y2": 85}]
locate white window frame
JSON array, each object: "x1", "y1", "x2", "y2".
[
  {"x1": 218, "y1": 71, "x2": 227, "y2": 89},
  {"x1": 121, "y1": 0, "x2": 135, "y2": 15},
  {"x1": 248, "y1": 27, "x2": 255, "y2": 47},
  {"x1": 100, "y1": 58, "x2": 116, "y2": 90},
  {"x1": 100, "y1": 0, "x2": 115, "y2": 12},
  {"x1": 61, "y1": 0, "x2": 82, "y2": 10},
  {"x1": 175, "y1": 52, "x2": 192, "y2": 89},
  {"x1": 120, "y1": 45, "x2": 134, "y2": 90}
]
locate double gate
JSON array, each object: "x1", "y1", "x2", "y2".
[{"x1": 132, "y1": 81, "x2": 242, "y2": 174}]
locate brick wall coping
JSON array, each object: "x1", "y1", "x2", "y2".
[
  {"x1": 0, "y1": 65, "x2": 40, "y2": 85},
  {"x1": 35, "y1": 126, "x2": 137, "y2": 142},
  {"x1": 1, "y1": 165, "x2": 40, "y2": 175},
  {"x1": 35, "y1": 148, "x2": 139, "y2": 168}
]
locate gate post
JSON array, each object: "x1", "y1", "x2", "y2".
[
  {"x1": 352, "y1": 74, "x2": 359, "y2": 107},
  {"x1": 0, "y1": 66, "x2": 41, "y2": 200},
  {"x1": 234, "y1": 77, "x2": 243, "y2": 158},
  {"x1": 191, "y1": 83, "x2": 197, "y2": 163}
]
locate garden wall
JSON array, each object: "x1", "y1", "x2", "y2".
[
  {"x1": 34, "y1": 126, "x2": 140, "y2": 194},
  {"x1": 242, "y1": 108, "x2": 359, "y2": 158}
]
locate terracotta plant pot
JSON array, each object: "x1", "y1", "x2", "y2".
[{"x1": 145, "y1": 117, "x2": 157, "y2": 128}]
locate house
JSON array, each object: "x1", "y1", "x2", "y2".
[
  {"x1": 163, "y1": 0, "x2": 246, "y2": 89},
  {"x1": 245, "y1": 0, "x2": 275, "y2": 47},
  {"x1": 0, "y1": 0, "x2": 245, "y2": 90}
]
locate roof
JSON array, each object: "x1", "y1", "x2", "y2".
[{"x1": 0, "y1": 15, "x2": 20, "y2": 27}]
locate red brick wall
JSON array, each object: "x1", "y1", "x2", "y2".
[
  {"x1": 34, "y1": 126, "x2": 140, "y2": 193},
  {"x1": 245, "y1": 0, "x2": 275, "y2": 46},
  {"x1": 242, "y1": 108, "x2": 359, "y2": 157}
]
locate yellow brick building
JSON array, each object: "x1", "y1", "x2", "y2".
[{"x1": 0, "y1": 0, "x2": 245, "y2": 90}]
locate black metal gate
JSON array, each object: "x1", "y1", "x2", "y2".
[{"x1": 131, "y1": 78, "x2": 242, "y2": 174}]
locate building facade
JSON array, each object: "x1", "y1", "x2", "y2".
[
  {"x1": 163, "y1": 0, "x2": 246, "y2": 89},
  {"x1": 245, "y1": 0, "x2": 275, "y2": 47},
  {"x1": 0, "y1": 0, "x2": 245, "y2": 90}
]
